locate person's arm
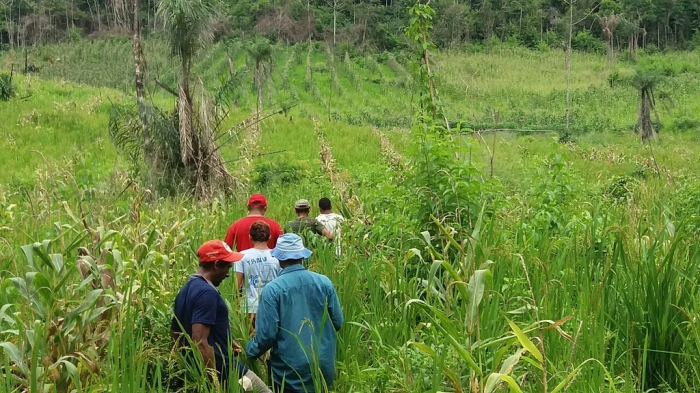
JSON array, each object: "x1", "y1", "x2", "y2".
[
  {"x1": 192, "y1": 323, "x2": 215, "y2": 369},
  {"x1": 236, "y1": 272, "x2": 245, "y2": 292},
  {"x1": 246, "y1": 287, "x2": 279, "y2": 359},
  {"x1": 327, "y1": 284, "x2": 344, "y2": 331},
  {"x1": 234, "y1": 259, "x2": 245, "y2": 292},
  {"x1": 316, "y1": 220, "x2": 334, "y2": 240},
  {"x1": 190, "y1": 289, "x2": 218, "y2": 368}
]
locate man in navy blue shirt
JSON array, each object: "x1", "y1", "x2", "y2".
[
  {"x1": 246, "y1": 234, "x2": 344, "y2": 393},
  {"x1": 171, "y1": 240, "x2": 271, "y2": 392}
]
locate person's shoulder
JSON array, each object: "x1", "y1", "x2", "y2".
[
  {"x1": 332, "y1": 213, "x2": 344, "y2": 221},
  {"x1": 263, "y1": 216, "x2": 283, "y2": 227},
  {"x1": 308, "y1": 270, "x2": 332, "y2": 283},
  {"x1": 187, "y1": 278, "x2": 218, "y2": 296}
]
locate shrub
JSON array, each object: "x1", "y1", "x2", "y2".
[
  {"x1": 535, "y1": 41, "x2": 550, "y2": 52},
  {"x1": 691, "y1": 29, "x2": 700, "y2": 50},
  {"x1": 0, "y1": 72, "x2": 15, "y2": 101},
  {"x1": 672, "y1": 116, "x2": 700, "y2": 132},
  {"x1": 644, "y1": 44, "x2": 659, "y2": 55},
  {"x1": 252, "y1": 161, "x2": 307, "y2": 188},
  {"x1": 572, "y1": 30, "x2": 605, "y2": 54}
]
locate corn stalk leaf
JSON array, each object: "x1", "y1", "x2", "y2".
[
  {"x1": 66, "y1": 289, "x2": 103, "y2": 322},
  {"x1": 507, "y1": 318, "x2": 542, "y2": 363},
  {"x1": 406, "y1": 299, "x2": 482, "y2": 374},
  {"x1": 0, "y1": 342, "x2": 29, "y2": 375},
  {"x1": 468, "y1": 268, "x2": 492, "y2": 328}
]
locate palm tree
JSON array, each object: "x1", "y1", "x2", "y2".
[
  {"x1": 157, "y1": 0, "x2": 218, "y2": 166},
  {"x1": 632, "y1": 70, "x2": 662, "y2": 143},
  {"x1": 246, "y1": 38, "x2": 274, "y2": 132}
]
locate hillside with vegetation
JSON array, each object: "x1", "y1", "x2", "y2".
[{"x1": 1, "y1": 0, "x2": 700, "y2": 392}]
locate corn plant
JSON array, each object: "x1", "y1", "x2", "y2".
[{"x1": 1, "y1": 233, "x2": 118, "y2": 391}]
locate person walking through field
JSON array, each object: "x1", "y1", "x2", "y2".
[
  {"x1": 316, "y1": 197, "x2": 345, "y2": 256},
  {"x1": 170, "y1": 240, "x2": 271, "y2": 392},
  {"x1": 235, "y1": 221, "x2": 282, "y2": 334},
  {"x1": 286, "y1": 199, "x2": 333, "y2": 241},
  {"x1": 246, "y1": 234, "x2": 344, "y2": 393},
  {"x1": 226, "y1": 194, "x2": 284, "y2": 252}
]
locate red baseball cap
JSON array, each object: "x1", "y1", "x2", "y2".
[
  {"x1": 197, "y1": 240, "x2": 244, "y2": 263},
  {"x1": 248, "y1": 194, "x2": 267, "y2": 207}
]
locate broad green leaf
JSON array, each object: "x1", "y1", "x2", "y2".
[
  {"x1": 485, "y1": 373, "x2": 524, "y2": 393},
  {"x1": 66, "y1": 289, "x2": 103, "y2": 322},
  {"x1": 406, "y1": 299, "x2": 482, "y2": 374},
  {"x1": 49, "y1": 357, "x2": 82, "y2": 391},
  {"x1": 20, "y1": 244, "x2": 35, "y2": 267},
  {"x1": 32, "y1": 242, "x2": 54, "y2": 270},
  {"x1": 498, "y1": 375, "x2": 523, "y2": 392},
  {"x1": 0, "y1": 342, "x2": 29, "y2": 375},
  {"x1": 31, "y1": 272, "x2": 53, "y2": 307},
  {"x1": 507, "y1": 319, "x2": 542, "y2": 363},
  {"x1": 96, "y1": 230, "x2": 119, "y2": 249},
  {"x1": 408, "y1": 341, "x2": 436, "y2": 357},
  {"x1": 51, "y1": 253, "x2": 64, "y2": 272},
  {"x1": 0, "y1": 304, "x2": 15, "y2": 324},
  {"x1": 438, "y1": 260, "x2": 470, "y2": 307},
  {"x1": 468, "y1": 269, "x2": 492, "y2": 328}
]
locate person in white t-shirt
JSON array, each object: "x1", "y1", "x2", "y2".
[
  {"x1": 316, "y1": 197, "x2": 345, "y2": 256},
  {"x1": 234, "y1": 220, "x2": 282, "y2": 335}
]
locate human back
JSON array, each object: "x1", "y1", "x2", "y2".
[
  {"x1": 225, "y1": 194, "x2": 283, "y2": 251},
  {"x1": 316, "y1": 197, "x2": 344, "y2": 255},
  {"x1": 234, "y1": 233, "x2": 282, "y2": 314},
  {"x1": 172, "y1": 275, "x2": 231, "y2": 370},
  {"x1": 266, "y1": 268, "x2": 341, "y2": 386},
  {"x1": 246, "y1": 233, "x2": 343, "y2": 393}
]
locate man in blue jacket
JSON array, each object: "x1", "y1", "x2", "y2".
[{"x1": 246, "y1": 233, "x2": 344, "y2": 393}]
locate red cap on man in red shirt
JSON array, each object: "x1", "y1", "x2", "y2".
[{"x1": 248, "y1": 194, "x2": 267, "y2": 207}]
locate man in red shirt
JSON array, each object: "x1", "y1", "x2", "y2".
[{"x1": 225, "y1": 194, "x2": 284, "y2": 251}]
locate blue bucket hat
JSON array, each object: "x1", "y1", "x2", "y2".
[{"x1": 271, "y1": 233, "x2": 312, "y2": 261}]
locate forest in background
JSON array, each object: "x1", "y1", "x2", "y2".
[{"x1": 1, "y1": 0, "x2": 699, "y2": 55}]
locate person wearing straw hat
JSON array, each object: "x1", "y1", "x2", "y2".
[
  {"x1": 170, "y1": 240, "x2": 271, "y2": 392},
  {"x1": 246, "y1": 233, "x2": 344, "y2": 393}
]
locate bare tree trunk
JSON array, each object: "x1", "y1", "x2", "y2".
[
  {"x1": 333, "y1": 0, "x2": 336, "y2": 46},
  {"x1": 256, "y1": 62, "x2": 263, "y2": 133},
  {"x1": 95, "y1": 0, "x2": 101, "y2": 31},
  {"x1": 132, "y1": 0, "x2": 149, "y2": 147},
  {"x1": 307, "y1": 0, "x2": 311, "y2": 41},
  {"x1": 4, "y1": 7, "x2": 14, "y2": 51},
  {"x1": 565, "y1": 1, "x2": 572, "y2": 135}
]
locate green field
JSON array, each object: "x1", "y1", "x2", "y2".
[{"x1": 1, "y1": 39, "x2": 700, "y2": 393}]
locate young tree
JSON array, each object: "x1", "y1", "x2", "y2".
[
  {"x1": 246, "y1": 38, "x2": 274, "y2": 133},
  {"x1": 324, "y1": 0, "x2": 345, "y2": 46},
  {"x1": 632, "y1": 70, "x2": 661, "y2": 143}
]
